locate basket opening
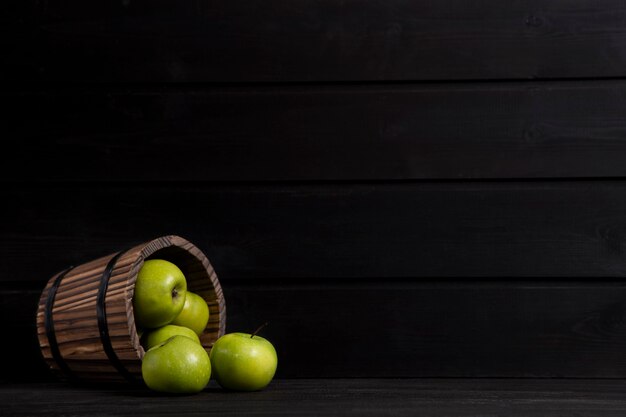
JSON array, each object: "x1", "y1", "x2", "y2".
[{"x1": 133, "y1": 244, "x2": 219, "y2": 355}]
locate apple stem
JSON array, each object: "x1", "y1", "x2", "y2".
[{"x1": 251, "y1": 322, "x2": 269, "y2": 338}]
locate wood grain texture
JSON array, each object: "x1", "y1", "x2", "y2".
[
  {"x1": 5, "y1": 379, "x2": 626, "y2": 417},
  {"x1": 6, "y1": 81, "x2": 626, "y2": 181},
  {"x1": 7, "y1": 0, "x2": 626, "y2": 394},
  {"x1": 4, "y1": 181, "x2": 626, "y2": 282},
  {"x1": 223, "y1": 281, "x2": 626, "y2": 378},
  {"x1": 5, "y1": 0, "x2": 626, "y2": 82}
]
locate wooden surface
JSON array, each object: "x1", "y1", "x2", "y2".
[
  {"x1": 7, "y1": 81, "x2": 626, "y2": 181},
  {"x1": 4, "y1": 379, "x2": 626, "y2": 416},
  {"x1": 6, "y1": 0, "x2": 626, "y2": 82},
  {"x1": 6, "y1": 0, "x2": 626, "y2": 383},
  {"x1": 5, "y1": 182, "x2": 626, "y2": 281}
]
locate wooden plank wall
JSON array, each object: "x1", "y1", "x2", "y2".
[{"x1": 4, "y1": 0, "x2": 626, "y2": 381}]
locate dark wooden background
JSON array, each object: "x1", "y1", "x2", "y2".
[{"x1": 4, "y1": 0, "x2": 626, "y2": 382}]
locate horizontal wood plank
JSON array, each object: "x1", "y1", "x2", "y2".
[
  {"x1": 5, "y1": 0, "x2": 626, "y2": 82},
  {"x1": 25, "y1": 379, "x2": 626, "y2": 416},
  {"x1": 7, "y1": 281, "x2": 626, "y2": 378},
  {"x1": 6, "y1": 379, "x2": 626, "y2": 416},
  {"x1": 6, "y1": 81, "x2": 626, "y2": 181},
  {"x1": 4, "y1": 181, "x2": 626, "y2": 282}
]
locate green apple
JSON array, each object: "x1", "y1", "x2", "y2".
[
  {"x1": 210, "y1": 328, "x2": 277, "y2": 391},
  {"x1": 171, "y1": 291, "x2": 210, "y2": 335},
  {"x1": 133, "y1": 259, "x2": 187, "y2": 329},
  {"x1": 141, "y1": 324, "x2": 201, "y2": 350},
  {"x1": 142, "y1": 335, "x2": 211, "y2": 394}
]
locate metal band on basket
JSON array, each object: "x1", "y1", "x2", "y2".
[
  {"x1": 44, "y1": 266, "x2": 77, "y2": 380},
  {"x1": 97, "y1": 250, "x2": 138, "y2": 383}
]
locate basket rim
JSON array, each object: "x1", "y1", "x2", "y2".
[{"x1": 125, "y1": 235, "x2": 226, "y2": 360}]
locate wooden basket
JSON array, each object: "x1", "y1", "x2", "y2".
[{"x1": 36, "y1": 235, "x2": 226, "y2": 383}]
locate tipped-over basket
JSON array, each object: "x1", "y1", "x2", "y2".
[{"x1": 36, "y1": 235, "x2": 226, "y2": 383}]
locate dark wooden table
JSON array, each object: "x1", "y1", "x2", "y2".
[{"x1": 5, "y1": 378, "x2": 626, "y2": 416}]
